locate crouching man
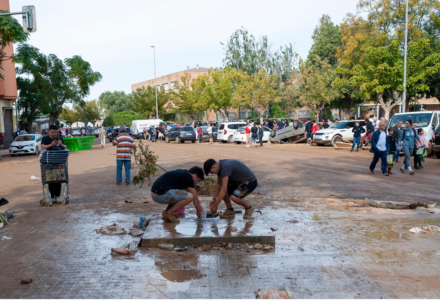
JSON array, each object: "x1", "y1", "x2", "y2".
[
  {"x1": 151, "y1": 167, "x2": 204, "y2": 223},
  {"x1": 203, "y1": 159, "x2": 257, "y2": 219}
]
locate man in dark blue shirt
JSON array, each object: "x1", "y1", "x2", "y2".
[{"x1": 276, "y1": 119, "x2": 284, "y2": 131}]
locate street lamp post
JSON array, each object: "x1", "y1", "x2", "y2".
[
  {"x1": 402, "y1": 0, "x2": 409, "y2": 113},
  {"x1": 151, "y1": 46, "x2": 159, "y2": 119}
]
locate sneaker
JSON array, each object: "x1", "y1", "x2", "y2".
[
  {"x1": 116, "y1": 182, "x2": 121, "y2": 185},
  {"x1": 400, "y1": 168, "x2": 405, "y2": 173},
  {"x1": 125, "y1": 182, "x2": 131, "y2": 186},
  {"x1": 54, "y1": 197, "x2": 62, "y2": 204},
  {"x1": 369, "y1": 169, "x2": 374, "y2": 174},
  {"x1": 243, "y1": 206, "x2": 255, "y2": 219},
  {"x1": 219, "y1": 209, "x2": 236, "y2": 219},
  {"x1": 382, "y1": 173, "x2": 389, "y2": 176},
  {"x1": 409, "y1": 170, "x2": 415, "y2": 175},
  {"x1": 356, "y1": 149, "x2": 359, "y2": 152},
  {"x1": 388, "y1": 169, "x2": 393, "y2": 174}
]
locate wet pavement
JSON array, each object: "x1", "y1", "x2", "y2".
[{"x1": 1, "y1": 141, "x2": 440, "y2": 298}]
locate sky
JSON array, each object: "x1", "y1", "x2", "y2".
[{"x1": 10, "y1": 0, "x2": 359, "y2": 102}]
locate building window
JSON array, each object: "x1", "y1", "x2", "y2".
[
  {"x1": 163, "y1": 83, "x2": 169, "y2": 91},
  {"x1": 172, "y1": 82, "x2": 178, "y2": 89}
]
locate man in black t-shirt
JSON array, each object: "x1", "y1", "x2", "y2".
[
  {"x1": 204, "y1": 159, "x2": 258, "y2": 219},
  {"x1": 305, "y1": 119, "x2": 313, "y2": 146},
  {"x1": 41, "y1": 124, "x2": 67, "y2": 203},
  {"x1": 151, "y1": 167, "x2": 204, "y2": 223}
]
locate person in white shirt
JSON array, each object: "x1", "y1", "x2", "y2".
[
  {"x1": 207, "y1": 124, "x2": 213, "y2": 144},
  {"x1": 99, "y1": 127, "x2": 107, "y2": 147}
]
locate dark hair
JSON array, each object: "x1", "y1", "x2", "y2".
[
  {"x1": 49, "y1": 124, "x2": 58, "y2": 131},
  {"x1": 312, "y1": 120, "x2": 315, "y2": 123},
  {"x1": 388, "y1": 127, "x2": 394, "y2": 133},
  {"x1": 189, "y1": 166, "x2": 204, "y2": 181},
  {"x1": 203, "y1": 159, "x2": 217, "y2": 176},
  {"x1": 365, "y1": 119, "x2": 369, "y2": 122},
  {"x1": 417, "y1": 128, "x2": 423, "y2": 134},
  {"x1": 406, "y1": 119, "x2": 413, "y2": 125}
]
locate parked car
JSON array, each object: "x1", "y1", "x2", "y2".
[
  {"x1": 108, "y1": 127, "x2": 132, "y2": 143},
  {"x1": 216, "y1": 122, "x2": 247, "y2": 143},
  {"x1": 9, "y1": 134, "x2": 42, "y2": 156},
  {"x1": 388, "y1": 111, "x2": 440, "y2": 157},
  {"x1": 232, "y1": 126, "x2": 271, "y2": 144},
  {"x1": 165, "y1": 126, "x2": 196, "y2": 143},
  {"x1": 313, "y1": 120, "x2": 366, "y2": 146},
  {"x1": 71, "y1": 128, "x2": 81, "y2": 136}
]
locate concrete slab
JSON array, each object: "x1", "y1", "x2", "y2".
[{"x1": 141, "y1": 213, "x2": 275, "y2": 247}]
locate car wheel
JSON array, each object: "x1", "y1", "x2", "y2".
[
  {"x1": 427, "y1": 141, "x2": 433, "y2": 157},
  {"x1": 270, "y1": 129, "x2": 276, "y2": 138},
  {"x1": 228, "y1": 135, "x2": 233, "y2": 143},
  {"x1": 221, "y1": 140, "x2": 227, "y2": 143},
  {"x1": 436, "y1": 151, "x2": 440, "y2": 159},
  {"x1": 331, "y1": 135, "x2": 342, "y2": 147},
  {"x1": 191, "y1": 140, "x2": 196, "y2": 143},
  {"x1": 235, "y1": 141, "x2": 241, "y2": 144},
  {"x1": 176, "y1": 136, "x2": 180, "y2": 143},
  {"x1": 35, "y1": 147, "x2": 40, "y2": 155},
  {"x1": 166, "y1": 137, "x2": 170, "y2": 143},
  {"x1": 316, "y1": 143, "x2": 325, "y2": 146},
  {"x1": 292, "y1": 120, "x2": 300, "y2": 129}
]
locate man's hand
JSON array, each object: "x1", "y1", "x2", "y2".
[
  {"x1": 210, "y1": 200, "x2": 218, "y2": 214},
  {"x1": 50, "y1": 140, "x2": 58, "y2": 147},
  {"x1": 196, "y1": 204, "x2": 204, "y2": 218}
]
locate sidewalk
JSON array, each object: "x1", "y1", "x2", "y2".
[{"x1": 0, "y1": 148, "x2": 9, "y2": 157}]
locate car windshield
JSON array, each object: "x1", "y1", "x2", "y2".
[
  {"x1": 329, "y1": 121, "x2": 349, "y2": 129},
  {"x1": 180, "y1": 127, "x2": 194, "y2": 132},
  {"x1": 389, "y1": 113, "x2": 433, "y2": 128},
  {"x1": 16, "y1": 135, "x2": 35, "y2": 141}
]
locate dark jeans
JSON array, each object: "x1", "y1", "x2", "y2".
[
  {"x1": 414, "y1": 152, "x2": 422, "y2": 168},
  {"x1": 370, "y1": 150, "x2": 388, "y2": 174},
  {"x1": 394, "y1": 149, "x2": 400, "y2": 162},
  {"x1": 259, "y1": 134, "x2": 263, "y2": 146},
  {"x1": 48, "y1": 183, "x2": 62, "y2": 198},
  {"x1": 351, "y1": 136, "x2": 361, "y2": 151},
  {"x1": 198, "y1": 135, "x2": 202, "y2": 143}
]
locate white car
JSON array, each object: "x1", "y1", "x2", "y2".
[
  {"x1": 9, "y1": 134, "x2": 42, "y2": 156},
  {"x1": 232, "y1": 126, "x2": 271, "y2": 144},
  {"x1": 313, "y1": 120, "x2": 366, "y2": 146},
  {"x1": 71, "y1": 128, "x2": 81, "y2": 136},
  {"x1": 216, "y1": 122, "x2": 247, "y2": 143}
]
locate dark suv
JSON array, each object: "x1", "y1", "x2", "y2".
[
  {"x1": 109, "y1": 127, "x2": 132, "y2": 143},
  {"x1": 165, "y1": 126, "x2": 196, "y2": 143}
]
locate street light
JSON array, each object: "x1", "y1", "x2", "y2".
[
  {"x1": 151, "y1": 46, "x2": 159, "y2": 119},
  {"x1": 402, "y1": 0, "x2": 409, "y2": 113}
]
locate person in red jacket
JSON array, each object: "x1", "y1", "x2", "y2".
[
  {"x1": 309, "y1": 120, "x2": 319, "y2": 146},
  {"x1": 245, "y1": 123, "x2": 251, "y2": 147}
]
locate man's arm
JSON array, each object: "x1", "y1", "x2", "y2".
[
  {"x1": 211, "y1": 176, "x2": 229, "y2": 214},
  {"x1": 187, "y1": 187, "x2": 203, "y2": 217}
]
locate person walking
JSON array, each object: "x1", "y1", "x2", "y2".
[
  {"x1": 351, "y1": 121, "x2": 365, "y2": 152},
  {"x1": 245, "y1": 123, "x2": 251, "y2": 147},
  {"x1": 393, "y1": 120, "x2": 403, "y2": 162},
  {"x1": 143, "y1": 128, "x2": 147, "y2": 140},
  {"x1": 197, "y1": 126, "x2": 203, "y2": 143},
  {"x1": 268, "y1": 119, "x2": 274, "y2": 129},
  {"x1": 113, "y1": 126, "x2": 136, "y2": 185},
  {"x1": 258, "y1": 124, "x2": 264, "y2": 147},
  {"x1": 99, "y1": 126, "x2": 106, "y2": 148},
  {"x1": 151, "y1": 126, "x2": 157, "y2": 142},
  {"x1": 311, "y1": 120, "x2": 319, "y2": 141},
  {"x1": 305, "y1": 119, "x2": 313, "y2": 146},
  {"x1": 398, "y1": 119, "x2": 420, "y2": 175},
  {"x1": 387, "y1": 127, "x2": 397, "y2": 174},
  {"x1": 361, "y1": 119, "x2": 374, "y2": 145},
  {"x1": 251, "y1": 123, "x2": 258, "y2": 147},
  {"x1": 414, "y1": 128, "x2": 428, "y2": 169},
  {"x1": 369, "y1": 121, "x2": 390, "y2": 176},
  {"x1": 207, "y1": 123, "x2": 213, "y2": 144}
]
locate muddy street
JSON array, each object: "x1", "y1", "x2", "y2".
[{"x1": 0, "y1": 140, "x2": 439, "y2": 298}]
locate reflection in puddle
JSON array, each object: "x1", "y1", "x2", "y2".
[{"x1": 161, "y1": 270, "x2": 202, "y2": 282}]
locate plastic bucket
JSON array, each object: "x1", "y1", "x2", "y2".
[{"x1": 175, "y1": 206, "x2": 185, "y2": 215}]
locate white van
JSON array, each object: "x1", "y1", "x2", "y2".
[
  {"x1": 217, "y1": 122, "x2": 247, "y2": 143},
  {"x1": 388, "y1": 111, "x2": 440, "y2": 157},
  {"x1": 131, "y1": 119, "x2": 166, "y2": 136}
]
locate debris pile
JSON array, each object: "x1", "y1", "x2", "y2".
[
  {"x1": 409, "y1": 225, "x2": 440, "y2": 234},
  {"x1": 111, "y1": 242, "x2": 139, "y2": 255},
  {"x1": 95, "y1": 223, "x2": 127, "y2": 235},
  {"x1": 255, "y1": 287, "x2": 293, "y2": 299},
  {"x1": 0, "y1": 211, "x2": 15, "y2": 230}
]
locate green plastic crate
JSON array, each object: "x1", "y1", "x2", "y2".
[{"x1": 64, "y1": 136, "x2": 95, "y2": 151}]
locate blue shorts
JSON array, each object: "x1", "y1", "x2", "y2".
[
  {"x1": 152, "y1": 189, "x2": 188, "y2": 204},
  {"x1": 307, "y1": 132, "x2": 312, "y2": 139}
]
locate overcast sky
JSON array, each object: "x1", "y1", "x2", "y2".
[{"x1": 10, "y1": 0, "x2": 358, "y2": 101}]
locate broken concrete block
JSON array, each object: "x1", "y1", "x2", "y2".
[
  {"x1": 254, "y1": 243, "x2": 263, "y2": 250},
  {"x1": 158, "y1": 243, "x2": 174, "y2": 251}
]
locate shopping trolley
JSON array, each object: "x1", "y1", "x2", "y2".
[{"x1": 39, "y1": 149, "x2": 70, "y2": 207}]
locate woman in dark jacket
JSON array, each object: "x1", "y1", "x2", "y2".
[
  {"x1": 258, "y1": 124, "x2": 264, "y2": 147},
  {"x1": 351, "y1": 122, "x2": 366, "y2": 152}
]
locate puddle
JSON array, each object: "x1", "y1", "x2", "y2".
[{"x1": 160, "y1": 270, "x2": 203, "y2": 282}]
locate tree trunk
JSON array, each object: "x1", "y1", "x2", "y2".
[{"x1": 377, "y1": 93, "x2": 402, "y2": 121}]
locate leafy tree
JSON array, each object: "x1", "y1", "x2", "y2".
[
  {"x1": 296, "y1": 56, "x2": 340, "y2": 122},
  {"x1": 307, "y1": 15, "x2": 342, "y2": 67},
  {"x1": 112, "y1": 110, "x2": 146, "y2": 126},
  {"x1": 0, "y1": 10, "x2": 28, "y2": 80},
  {"x1": 131, "y1": 86, "x2": 169, "y2": 118},
  {"x1": 222, "y1": 27, "x2": 298, "y2": 84},
  {"x1": 100, "y1": 91, "x2": 133, "y2": 115},
  {"x1": 172, "y1": 73, "x2": 207, "y2": 121},
  {"x1": 269, "y1": 104, "x2": 286, "y2": 118},
  {"x1": 59, "y1": 108, "x2": 80, "y2": 127},
  {"x1": 232, "y1": 69, "x2": 279, "y2": 123},
  {"x1": 102, "y1": 114, "x2": 115, "y2": 127}
]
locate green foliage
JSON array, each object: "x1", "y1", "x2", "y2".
[
  {"x1": 59, "y1": 108, "x2": 80, "y2": 126},
  {"x1": 172, "y1": 73, "x2": 207, "y2": 121},
  {"x1": 100, "y1": 91, "x2": 133, "y2": 115},
  {"x1": 132, "y1": 140, "x2": 159, "y2": 187},
  {"x1": 0, "y1": 10, "x2": 28, "y2": 80},
  {"x1": 102, "y1": 114, "x2": 115, "y2": 127},
  {"x1": 222, "y1": 27, "x2": 298, "y2": 84},
  {"x1": 112, "y1": 110, "x2": 146, "y2": 126},
  {"x1": 270, "y1": 104, "x2": 286, "y2": 118},
  {"x1": 131, "y1": 86, "x2": 169, "y2": 118},
  {"x1": 307, "y1": 15, "x2": 342, "y2": 67},
  {"x1": 73, "y1": 100, "x2": 101, "y2": 127}
]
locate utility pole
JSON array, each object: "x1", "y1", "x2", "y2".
[
  {"x1": 151, "y1": 46, "x2": 159, "y2": 119},
  {"x1": 0, "y1": 6, "x2": 37, "y2": 33},
  {"x1": 402, "y1": 0, "x2": 409, "y2": 113}
]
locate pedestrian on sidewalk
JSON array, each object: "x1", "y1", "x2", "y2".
[
  {"x1": 41, "y1": 125, "x2": 67, "y2": 203},
  {"x1": 414, "y1": 128, "x2": 428, "y2": 169},
  {"x1": 112, "y1": 126, "x2": 136, "y2": 185},
  {"x1": 387, "y1": 127, "x2": 397, "y2": 174},
  {"x1": 151, "y1": 167, "x2": 204, "y2": 223},
  {"x1": 258, "y1": 124, "x2": 264, "y2": 147},
  {"x1": 99, "y1": 127, "x2": 106, "y2": 148},
  {"x1": 369, "y1": 121, "x2": 390, "y2": 176},
  {"x1": 398, "y1": 119, "x2": 420, "y2": 175},
  {"x1": 204, "y1": 158, "x2": 258, "y2": 219},
  {"x1": 251, "y1": 123, "x2": 258, "y2": 147},
  {"x1": 245, "y1": 123, "x2": 251, "y2": 147},
  {"x1": 351, "y1": 121, "x2": 365, "y2": 152}
]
